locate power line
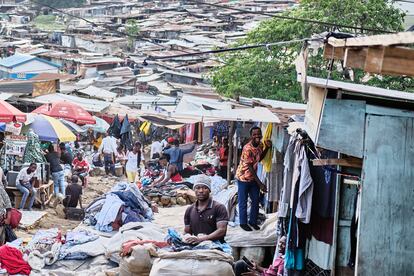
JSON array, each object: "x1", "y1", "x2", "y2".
[
  {"x1": 185, "y1": 0, "x2": 395, "y2": 34},
  {"x1": 146, "y1": 37, "x2": 317, "y2": 60}
]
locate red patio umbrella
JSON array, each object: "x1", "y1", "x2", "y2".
[
  {"x1": 0, "y1": 100, "x2": 26, "y2": 123},
  {"x1": 32, "y1": 101, "x2": 96, "y2": 125}
]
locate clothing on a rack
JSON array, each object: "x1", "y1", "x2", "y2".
[
  {"x1": 279, "y1": 134, "x2": 298, "y2": 218},
  {"x1": 307, "y1": 236, "x2": 332, "y2": 270},
  {"x1": 308, "y1": 150, "x2": 337, "y2": 219}
]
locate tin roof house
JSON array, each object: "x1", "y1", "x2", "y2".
[{"x1": 0, "y1": 54, "x2": 60, "y2": 80}]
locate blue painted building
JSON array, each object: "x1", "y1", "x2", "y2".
[{"x1": 0, "y1": 54, "x2": 60, "y2": 80}]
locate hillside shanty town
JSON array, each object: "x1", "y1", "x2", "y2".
[{"x1": 0, "y1": 0, "x2": 412, "y2": 275}]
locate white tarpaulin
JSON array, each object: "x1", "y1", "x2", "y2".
[
  {"x1": 20, "y1": 93, "x2": 110, "y2": 113},
  {"x1": 171, "y1": 106, "x2": 280, "y2": 123},
  {"x1": 207, "y1": 107, "x2": 280, "y2": 123},
  {"x1": 175, "y1": 95, "x2": 233, "y2": 113}
]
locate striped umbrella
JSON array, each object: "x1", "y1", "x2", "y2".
[{"x1": 23, "y1": 114, "x2": 76, "y2": 142}]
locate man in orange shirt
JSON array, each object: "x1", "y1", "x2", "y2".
[{"x1": 236, "y1": 126, "x2": 271, "y2": 231}]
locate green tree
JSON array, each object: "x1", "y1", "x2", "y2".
[
  {"x1": 33, "y1": 0, "x2": 85, "y2": 9},
  {"x1": 211, "y1": 0, "x2": 411, "y2": 102},
  {"x1": 125, "y1": 19, "x2": 140, "y2": 49}
]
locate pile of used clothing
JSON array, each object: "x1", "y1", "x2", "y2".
[
  {"x1": 193, "y1": 143, "x2": 219, "y2": 161},
  {"x1": 84, "y1": 182, "x2": 153, "y2": 232},
  {"x1": 165, "y1": 228, "x2": 232, "y2": 255},
  {"x1": 0, "y1": 244, "x2": 32, "y2": 275},
  {"x1": 58, "y1": 230, "x2": 99, "y2": 260},
  {"x1": 25, "y1": 228, "x2": 63, "y2": 270},
  {"x1": 141, "y1": 174, "x2": 228, "y2": 207},
  {"x1": 25, "y1": 228, "x2": 109, "y2": 272},
  {"x1": 187, "y1": 174, "x2": 227, "y2": 196},
  {"x1": 0, "y1": 228, "x2": 113, "y2": 275},
  {"x1": 142, "y1": 183, "x2": 196, "y2": 207}
]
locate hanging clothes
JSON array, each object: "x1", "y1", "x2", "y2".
[
  {"x1": 292, "y1": 143, "x2": 313, "y2": 224},
  {"x1": 268, "y1": 150, "x2": 284, "y2": 202},
  {"x1": 285, "y1": 179, "x2": 305, "y2": 272},
  {"x1": 261, "y1": 123, "x2": 273, "y2": 173},
  {"x1": 213, "y1": 121, "x2": 229, "y2": 140},
  {"x1": 308, "y1": 150, "x2": 337, "y2": 219},
  {"x1": 139, "y1": 121, "x2": 151, "y2": 136},
  {"x1": 307, "y1": 236, "x2": 333, "y2": 271},
  {"x1": 109, "y1": 115, "x2": 122, "y2": 138},
  {"x1": 120, "y1": 115, "x2": 132, "y2": 151},
  {"x1": 282, "y1": 134, "x2": 314, "y2": 224},
  {"x1": 185, "y1": 124, "x2": 196, "y2": 143},
  {"x1": 278, "y1": 133, "x2": 299, "y2": 218}
]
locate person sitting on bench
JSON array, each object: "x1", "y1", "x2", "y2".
[
  {"x1": 72, "y1": 153, "x2": 90, "y2": 187},
  {"x1": 63, "y1": 175, "x2": 83, "y2": 209},
  {"x1": 16, "y1": 163, "x2": 38, "y2": 211}
]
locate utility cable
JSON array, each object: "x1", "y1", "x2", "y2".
[
  {"x1": 185, "y1": 0, "x2": 395, "y2": 34},
  {"x1": 146, "y1": 38, "x2": 318, "y2": 60}
]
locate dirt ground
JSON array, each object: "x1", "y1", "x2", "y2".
[
  {"x1": 16, "y1": 175, "x2": 126, "y2": 239},
  {"x1": 16, "y1": 174, "x2": 189, "y2": 239}
]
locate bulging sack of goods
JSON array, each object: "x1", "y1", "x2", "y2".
[
  {"x1": 119, "y1": 244, "x2": 155, "y2": 276},
  {"x1": 149, "y1": 250, "x2": 235, "y2": 276}
]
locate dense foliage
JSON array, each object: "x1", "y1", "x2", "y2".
[
  {"x1": 211, "y1": 0, "x2": 411, "y2": 102},
  {"x1": 125, "y1": 19, "x2": 140, "y2": 49}
]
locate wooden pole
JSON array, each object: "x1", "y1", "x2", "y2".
[{"x1": 227, "y1": 121, "x2": 235, "y2": 186}]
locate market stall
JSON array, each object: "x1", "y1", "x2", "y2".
[
  {"x1": 32, "y1": 101, "x2": 96, "y2": 125},
  {"x1": 3, "y1": 114, "x2": 77, "y2": 209}
]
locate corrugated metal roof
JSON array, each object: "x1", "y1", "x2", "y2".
[
  {"x1": 305, "y1": 76, "x2": 414, "y2": 102},
  {"x1": 0, "y1": 54, "x2": 60, "y2": 69},
  {"x1": 78, "y1": 86, "x2": 117, "y2": 101},
  {"x1": 115, "y1": 93, "x2": 177, "y2": 106},
  {"x1": 252, "y1": 98, "x2": 306, "y2": 110},
  {"x1": 78, "y1": 57, "x2": 123, "y2": 65},
  {"x1": 0, "y1": 54, "x2": 34, "y2": 68},
  {"x1": 20, "y1": 93, "x2": 110, "y2": 113}
]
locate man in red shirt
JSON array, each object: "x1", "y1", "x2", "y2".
[
  {"x1": 236, "y1": 126, "x2": 271, "y2": 231},
  {"x1": 72, "y1": 153, "x2": 90, "y2": 187}
]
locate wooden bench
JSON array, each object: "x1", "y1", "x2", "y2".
[{"x1": 6, "y1": 181, "x2": 54, "y2": 210}]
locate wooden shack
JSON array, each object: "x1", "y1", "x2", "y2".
[{"x1": 302, "y1": 32, "x2": 414, "y2": 275}]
